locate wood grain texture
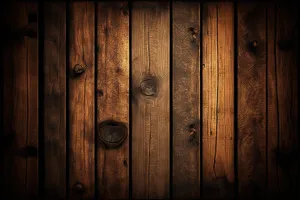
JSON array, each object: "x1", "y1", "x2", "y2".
[
  {"x1": 2, "y1": 3, "x2": 38, "y2": 198},
  {"x1": 237, "y1": 3, "x2": 267, "y2": 199},
  {"x1": 131, "y1": 2, "x2": 170, "y2": 199},
  {"x1": 275, "y1": 4, "x2": 299, "y2": 198},
  {"x1": 69, "y1": 2, "x2": 95, "y2": 199},
  {"x1": 172, "y1": 2, "x2": 200, "y2": 199},
  {"x1": 202, "y1": 3, "x2": 235, "y2": 199},
  {"x1": 96, "y1": 2, "x2": 129, "y2": 199},
  {"x1": 44, "y1": 2, "x2": 66, "y2": 199},
  {"x1": 26, "y1": 3, "x2": 38, "y2": 198},
  {"x1": 267, "y1": 4, "x2": 278, "y2": 198}
]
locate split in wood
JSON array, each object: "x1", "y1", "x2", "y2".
[
  {"x1": 140, "y1": 79, "x2": 157, "y2": 96},
  {"x1": 16, "y1": 145, "x2": 38, "y2": 157},
  {"x1": 73, "y1": 64, "x2": 85, "y2": 76},
  {"x1": 73, "y1": 182, "x2": 85, "y2": 195},
  {"x1": 98, "y1": 120, "x2": 127, "y2": 149}
]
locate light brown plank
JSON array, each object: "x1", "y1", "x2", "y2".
[
  {"x1": 96, "y1": 2, "x2": 129, "y2": 199},
  {"x1": 202, "y1": 3, "x2": 235, "y2": 199},
  {"x1": 275, "y1": 4, "x2": 299, "y2": 198},
  {"x1": 44, "y1": 2, "x2": 66, "y2": 199},
  {"x1": 172, "y1": 2, "x2": 201, "y2": 199},
  {"x1": 237, "y1": 3, "x2": 267, "y2": 199},
  {"x1": 69, "y1": 2, "x2": 95, "y2": 199},
  {"x1": 267, "y1": 4, "x2": 278, "y2": 198},
  {"x1": 131, "y1": 2, "x2": 170, "y2": 199},
  {"x1": 2, "y1": 3, "x2": 39, "y2": 198}
]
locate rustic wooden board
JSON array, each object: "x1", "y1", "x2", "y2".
[
  {"x1": 96, "y1": 2, "x2": 129, "y2": 199},
  {"x1": 237, "y1": 3, "x2": 267, "y2": 199},
  {"x1": 202, "y1": 3, "x2": 235, "y2": 199},
  {"x1": 2, "y1": 3, "x2": 39, "y2": 198},
  {"x1": 172, "y1": 2, "x2": 201, "y2": 199},
  {"x1": 266, "y1": 4, "x2": 278, "y2": 198},
  {"x1": 44, "y1": 2, "x2": 66, "y2": 199},
  {"x1": 275, "y1": 4, "x2": 299, "y2": 198},
  {"x1": 69, "y1": 2, "x2": 95, "y2": 199},
  {"x1": 26, "y1": 3, "x2": 39, "y2": 198},
  {"x1": 131, "y1": 2, "x2": 170, "y2": 199}
]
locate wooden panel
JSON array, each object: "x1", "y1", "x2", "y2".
[
  {"x1": 69, "y1": 2, "x2": 95, "y2": 199},
  {"x1": 96, "y1": 2, "x2": 129, "y2": 199},
  {"x1": 26, "y1": 3, "x2": 39, "y2": 198},
  {"x1": 202, "y1": 3, "x2": 235, "y2": 199},
  {"x1": 2, "y1": 3, "x2": 38, "y2": 198},
  {"x1": 44, "y1": 2, "x2": 66, "y2": 199},
  {"x1": 172, "y1": 2, "x2": 200, "y2": 199},
  {"x1": 267, "y1": 4, "x2": 278, "y2": 198},
  {"x1": 275, "y1": 4, "x2": 299, "y2": 198},
  {"x1": 131, "y1": 2, "x2": 170, "y2": 199},
  {"x1": 237, "y1": 3, "x2": 267, "y2": 199}
]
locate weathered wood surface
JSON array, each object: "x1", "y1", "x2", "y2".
[
  {"x1": 69, "y1": 2, "x2": 95, "y2": 199},
  {"x1": 202, "y1": 3, "x2": 235, "y2": 199},
  {"x1": 44, "y1": 2, "x2": 66, "y2": 199},
  {"x1": 131, "y1": 2, "x2": 170, "y2": 199},
  {"x1": 0, "y1": 2, "x2": 299, "y2": 200},
  {"x1": 274, "y1": 4, "x2": 299, "y2": 198},
  {"x1": 26, "y1": 3, "x2": 39, "y2": 198},
  {"x1": 237, "y1": 3, "x2": 267, "y2": 199},
  {"x1": 96, "y1": 2, "x2": 129, "y2": 199},
  {"x1": 2, "y1": 2, "x2": 38, "y2": 199},
  {"x1": 172, "y1": 2, "x2": 201, "y2": 199},
  {"x1": 267, "y1": 4, "x2": 277, "y2": 198}
]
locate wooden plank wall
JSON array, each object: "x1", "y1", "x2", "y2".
[{"x1": 0, "y1": 1, "x2": 299, "y2": 200}]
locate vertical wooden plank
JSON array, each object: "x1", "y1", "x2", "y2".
[
  {"x1": 69, "y1": 2, "x2": 95, "y2": 199},
  {"x1": 275, "y1": 4, "x2": 299, "y2": 198},
  {"x1": 96, "y1": 2, "x2": 129, "y2": 199},
  {"x1": 237, "y1": 3, "x2": 267, "y2": 199},
  {"x1": 131, "y1": 2, "x2": 170, "y2": 199},
  {"x1": 172, "y1": 2, "x2": 200, "y2": 199},
  {"x1": 202, "y1": 3, "x2": 235, "y2": 199},
  {"x1": 44, "y1": 2, "x2": 66, "y2": 199},
  {"x1": 267, "y1": 4, "x2": 278, "y2": 198},
  {"x1": 2, "y1": 3, "x2": 39, "y2": 198},
  {"x1": 26, "y1": 3, "x2": 38, "y2": 198}
]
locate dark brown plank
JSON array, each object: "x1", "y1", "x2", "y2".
[
  {"x1": 96, "y1": 2, "x2": 129, "y2": 199},
  {"x1": 202, "y1": 3, "x2": 235, "y2": 199},
  {"x1": 69, "y1": 2, "x2": 95, "y2": 199},
  {"x1": 237, "y1": 3, "x2": 267, "y2": 199},
  {"x1": 26, "y1": 3, "x2": 39, "y2": 198},
  {"x1": 2, "y1": 3, "x2": 38, "y2": 198},
  {"x1": 275, "y1": 4, "x2": 299, "y2": 198},
  {"x1": 44, "y1": 2, "x2": 66, "y2": 199},
  {"x1": 172, "y1": 2, "x2": 201, "y2": 199},
  {"x1": 267, "y1": 4, "x2": 278, "y2": 198},
  {"x1": 131, "y1": 2, "x2": 170, "y2": 199}
]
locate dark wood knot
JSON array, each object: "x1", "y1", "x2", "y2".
[
  {"x1": 98, "y1": 120, "x2": 127, "y2": 149},
  {"x1": 188, "y1": 124, "x2": 197, "y2": 136},
  {"x1": 28, "y1": 12, "x2": 37, "y2": 23},
  {"x1": 140, "y1": 79, "x2": 157, "y2": 96},
  {"x1": 73, "y1": 182, "x2": 85, "y2": 195},
  {"x1": 189, "y1": 27, "x2": 198, "y2": 34},
  {"x1": 278, "y1": 40, "x2": 294, "y2": 51},
  {"x1": 120, "y1": 4, "x2": 129, "y2": 16},
  {"x1": 16, "y1": 145, "x2": 38, "y2": 157},
  {"x1": 250, "y1": 40, "x2": 259, "y2": 48},
  {"x1": 23, "y1": 28, "x2": 37, "y2": 38},
  {"x1": 73, "y1": 64, "x2": 85, "y2": 76}
]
